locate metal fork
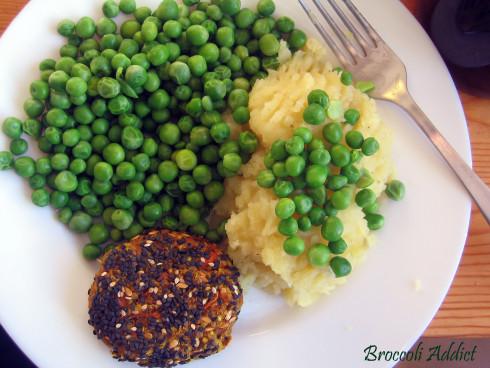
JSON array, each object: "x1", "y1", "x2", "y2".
[{"x1": 299, "y1": 0, "x2": 490, "y2": 224}]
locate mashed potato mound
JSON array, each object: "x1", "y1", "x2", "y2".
[{"x1": 214, "y1": 39, "x2": 394, "y2": 307}]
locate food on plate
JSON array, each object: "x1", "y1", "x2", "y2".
[
  {"x1": 88, "y1": 229, "x2": 242, "y2": 367},
  {"x1": 214, "y1": 39, "x2": 404, "y2": 307},
  {"x1": 0, "y1": 0, "x2": 306, "y2": 259}
]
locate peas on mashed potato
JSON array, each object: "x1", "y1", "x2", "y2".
[{"x1": 214, "y1": 39, "x2": 395, "y2": 307}]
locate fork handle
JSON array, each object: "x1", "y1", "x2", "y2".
[{"x1": 397, "y1": 92, "x2": 490, "y2": 224}]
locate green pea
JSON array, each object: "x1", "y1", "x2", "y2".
[
  {"x1": 345, "y1": 130, "x2": 364, "y2": 149},
  {"x1": 257, "y1": 0, "x2": 276, "y2": 16},
  {"x1": 179, "y1": 205, "x2": 200, "y2": 226},
  {"x1": 2, "y1": 117, "x2": 22, "y2": 139},
  {"x1": 220, "y1": 0, "x2": 241, "y2": 15},
  {"x1": 87, "y1": 224, "x2": 109, "y2": 245},
  {"x1": 285, "y1": 155, "x2": 305, "y2": 177},
  {"x1": 277, "y1": 217, "x2": 298, "y2": 236},
  {"x1": 321, "y1": 216, "x2": 343, "y2": 241},
  {"x1": 297, "y1": 216, "x2": 312, "y2": 232},
  {"x1": 363, "y1": 200, "x2": 379, "y2": 215},
  {"x1": 309, "y1": 149, "x2": 331, "y2": 166},
  {"x1": 276, "y1": 16, "x2": 295, "y2": 33},
  {"x1": 111, "y1": 209, "x2": 133, "y2": 230},
  {"x1": 14, "y1": 157, "x2": 36, "y2": 178},
  {"x1": 285, "y1": 136, "x2": 305, "y2": 155},
  {"x1": 355, "y1": 188, "x2": 377, "y2": 208},
  {"x1": 67, "y1": 212, "x2": 92, "y2": 234},
  {"x1": 0, "y1": 151, "x2": 14, "y2": 170},
  {"x1": 76, "y1": 17, "x2": 96, "y2": 39},
  {"x1": 175, "y1": 149, "x2": 197, "y2": 171},
  {"x1": 23, "y1": 98, "x2": 44, "y2": 119},
  {"x1": 259, "y1": 33, "x2": 279, "y2": 56},
  {"x1": 236, "y1": 9, "x2": 256, "y2": 29},
  {"x1": 362, "y1": 137, "x2": 379, "y2": 156},
  {"x1": 30, "y1": 189, "x2": 49, "y2": 207},
  {"x1": 243, "y1": 56, "x2": 260, "y2": 75},
  {"x1": 9, "y1": 138, "x2": 28, "y2": 156},
  {"x1": 283, "y1": 236, "x2": 305, "y2": 256},
  {"x1": 186, "y1": 24, "x2": 210, "y2": 46},
  {"x1": 103, "y1": 0, "x2": 120, "y2": 18},
  {"x1": 344, "y1": 109, "x2": 360, "y2": 125},
  {"x1": 203, "y1": 80, "x2": 225, "y2": 103},
  {"x1": 328, "y1": 238, "x2": 348, "y2": 255},
  {"x1": 385, "y1": 180, "x2": 406, "y2": 201},
  {"x1": 293, "y1": 194, "x2": 313, "y2": 215},
  {"x1": 288, "y1": 29, "x2": 307, "y2": 50},
  {"x1": 330, "y1": 144, "x2": 351, "y2": 167},
  {"x1": 275, "y1": 198, "x2": 295, "y2": 219},
  {"x1": 223, "y1": 153, "x2": 242, "y2": 172},
  {"x1": 72, "y1": 161, "x2": 90, "y2": 184},
  {"x1": 293, "y1": 127, "x2": 313, "y2": 144},
  {"x1": 55, "y1": 207, "x2": 72, "y2": 224},
  {"x1": 331, "y1": 188, "x2": 352, "y2": 210},
  {"x1": 48, "y1": 191, "x2": 69, "y2": 209},
  {"x1": 189, "y1": 166, "x2": 210, "y2": 187},
  {"x1": 323, "y1": 123, "x2": 343, "y2": 144},
  {"x1": 330, "y1": 256, "x2": 352, "y2": 277},
  {"x1": 305, "y1": 164, "x2": 328, "y2": 188},
  {"x1": 303, "y1": 103, "x2": 326, "y2": 125},
  {"x1": 307, "y1": 89, "x2": 329, "y2": 108},
  {"x1": 102, "y1": 143, "x2": 125, "y2": 165},
  {"x1": 308, "y1": 243, "x2": 330, "y2": 267},
  {"x1": 340, "y1": 71, "x2": 353, "y2": 86},
  {"x1": 232, "y1": 106, "x2": 250, "y2": 124}
]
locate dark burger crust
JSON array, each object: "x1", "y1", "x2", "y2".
[{"x1": 88, "y1": 229, "x2": 243, "y2": 367}]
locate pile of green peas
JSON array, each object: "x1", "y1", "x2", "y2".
[
  {"x1": 0, "y1": 0, "x2": 308, "y2": 260},
  {"x1": 257, "y1": 86, "x2": 405, "y2": 277}
]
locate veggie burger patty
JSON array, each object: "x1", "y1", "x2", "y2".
[{"x1": 88, "y1": 229, "x2": 243, "y2": 367}]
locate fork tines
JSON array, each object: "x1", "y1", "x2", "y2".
[{"x1": 298, "y1": 0, "x2": 382, "y2": 65}]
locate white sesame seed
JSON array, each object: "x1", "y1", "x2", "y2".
[
  {"x1": 117, "y1": 291, "x2": 123, "y2": 298},
  {"x1": 188, "y1": 292, "x2": 193, "y2": 298},
  {"x1": 131, "y1": 326, "x2": 137, "y2": 331},
  {"x1": 200, "y1": 257, "x2": 206, "y2": 263},
  {"x1": 143, "y1": 241, "x2": 152, "y2": 247},
  {"x1": 121, "y1": 311, "x2": 126, "y2": 317},
  {"x1": 211, "y1": 287, "x2": 217, "y2": 294},
  {"x1": 109, "y1": 281, "x2": 116, "y2": 288},
  {"x1": 194, "y1": 338, "x2": 200, "y2": 348},
  {"x1": 101, "y1": 272, "x2": 107, "y2": 277},
  {"x1": 174, "y1": 277, "x2": 180, "y2": 284},
  {"x1": 225, "y1": 311, "x2": 232, "y2": 321},
  {"x1": 208, "y1": 262, "x2": 214, "y2": 267},
  {"x1": 148, "y1": 259, "x2": 155, "y2": 265},
  {"x1": 156, "y1": 262, "x2": 163, "y2": 266},
  {"x1": 202, "y1": 299, "x2": 208, "y2": 305},
  {"x1": 116, "y1": 323, "x2": 122, "y2": 329},
  {"x1": 141, "y1": 304, "x2": 147, "y2": 310},
  {"x1": 190, "y1": 324, "x2": 196, "y2": 330},
  {"x1": 164, "y1": 294, "x2": 168, "y2": 299},
  {"x1": 139, "y1": 282, "x2": 145, "y2": 287}
]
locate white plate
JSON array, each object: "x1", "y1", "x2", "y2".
[{"x1": 0, "y1": 0, "x2": 471, "y2": 367}]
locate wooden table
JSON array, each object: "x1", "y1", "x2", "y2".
[{"x1": 0, "y1": 0, "x2": 489, "y2": 338}]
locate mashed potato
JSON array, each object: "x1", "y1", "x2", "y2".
[{"x1": 214, "y1": 39, "x2": 394, "y2": 307}]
